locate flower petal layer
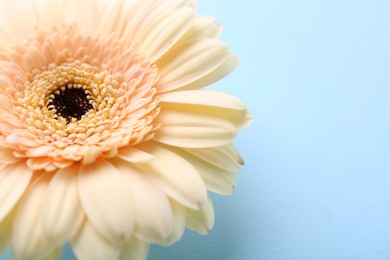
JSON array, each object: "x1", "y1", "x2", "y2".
[
  {"x1": 42, "y1": 165, "x2": 84, "y2": 244},
  {"x1": 156, "y1": 38, "x2": 228, "y2": 92},
  {"x1": 78, "y1": 159, "x2": 135, "y2": 243},
  {"x1": 119, "y1": 237, "x2": 149, "y2": 260},
  {"x1": 155, "y1": 110, "x2": 237, "y2": 148},
  {"x1": 12, "y1": 173, "x2": 60, "y2": 260},
  {"x1": 113, "y1": 159, "x2": 174, "y2": 243},
  {"x1": 186, "y1": 196, "x2": 215, "y2": 235},
  {"x1": 0, "y1": 163, "x2": 33, "y2": 222},
  {"x1": 72, "y1": 221, "x2": 120, "y2": 260},
  {"x1": 139, "y1": 143, "x2": 208, "y2": 209}
]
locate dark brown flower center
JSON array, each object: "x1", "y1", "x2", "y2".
[{"x1": 48, "y1": 84, "x2": 94, "y2": 123}]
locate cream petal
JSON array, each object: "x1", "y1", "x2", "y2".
[
  {"x1": 119, "y1": 237, "x2": 149, "y2": 260},
  {"x1": 0, "y1": 0, "x2": 36, "y2": 39},
  {"x1": 137, "y1": 8, "x2": 195, "y2": 62},
  {"x1": 117, "y1": 147, "x2": 155, "y2": 163},
  {"x1": 181, "y1": 16, "x2": 223, "y2": 42},
  {"x1": 0, "y1": 209, "x2": 15, "y2": 255},
  {"x1": 114, "y1": 159, "x2": 174, "y2": 243},
  {"x1": 72, "y1": 221, "x2": 120, "y2": 260},
  {"x1": 160, "y1": 90, "x2": 252, "y2": 130},
  {"x1": 164, "y1": 201, "x2": 186, "y2": 245},
  {"x1": 186, "y1": 196, "x2": 214, "y2": 235},
  {"x1": 93, "y1": 0, "x2": 126, "y2": 37},
  {"x1": 139, "y1": 143, "x2": 207, "y2": 210},
  {"x1": 156, "y1": 38, "x2": 228, "y2": 93},
  {"x1": 0, "y1": 163, "x2": 33, "y2": 222},
  {"x1": 62, "y1": 0, "x2": 98, "y2": 32},
  {"x1": 175, "y1": 149, "x2": 237, "y2": 195},
  {"x1": 121, "y1": 0, "x2": 195, "y2": 41},
  {"x1": 42, "y1": 247, "x2": 63, "y2": 260},
  {"x1": 155, "y1": 110, "x2": 237, "y2": 148},
  {"x1": 183, "y1": 144, "x2": 243, "y2": 173},
  {"x1": 78, "y1": 159, "x2": 135, "y2": 243},
  {"x1": 179, "y1": 52, "x2": 239, "y2": 90},
  {"x1": 160, "y1": 89, "x2": 246, "y2": 110},
  {"x1": 12, "y1": 173, "x2": 60, "y2": 260},
  {"x1": 35, "y1": 0, "x2": 63, "y2": 29},
  {"x1": 42, "y1": 165, "x2": 84, "y2": 244}
]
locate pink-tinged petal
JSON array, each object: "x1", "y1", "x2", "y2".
[
  {"x1": 139, "y1": 143, "x2": 207, "y2": 210},
  {"x1": 114, "y1": 159, "x2": 174, "y2": 243},
  {"x1": 137, "y1": 8, "x2": 195, "y2": 62},
  {"x1": 42, "y1": 164, "x2": 84, "y2": 244},
  {"x1": 0, "y1": 162, "x2": 33, "y2": 222},
  {"x1": 119, "y1": 237, "x2": 149, "y2": 260},
  {"x1": 117, "y1": 147, "x2": 155, "y2": 163},
  {"x1": 0, "y1": 150, "x2": 21, "y2": 164},
  {"x1": 176, "y1": 149, "x2": 237, "y2": 195},
  {"x1": 179, "y1": 52, "x2": 239, "y2": 90},
  {"x1": 156, "y1": 38, "x2": 228, "y2": 93},
  {"x1": 186, "y1": 196, "x2": 215, "y2": 235},
  {"x1": 183, "y1": 144, "x2": 244, "y2": 173},
  {"x1": 72, "y1": 221, "x2": 120, "y2": 260},
  {"x1": 0, "y1": 209, "x2": 15, "y2": 255},
  {"x1": 78, "y1": 159, "x2": 135, "y2": 243},
  {"x1": 155, "y1": 110, "x2": 237, "y2": 148},
  {"x1": 12, "y1": 173, "x2": 61, "y2": 260},
  {"x1": 0, "y1": 0, "x2": 36, "y2": 39}
]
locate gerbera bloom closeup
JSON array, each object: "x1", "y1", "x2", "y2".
[{"x1": 0, "y1": 0, "x2": 252, "y2": 259}]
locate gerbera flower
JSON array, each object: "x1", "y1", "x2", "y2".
[{"x1": 0, "y1": 0, "x2": 252, "y2": 259}]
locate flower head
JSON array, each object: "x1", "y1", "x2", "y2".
[{"x1": 0, "y1": 0, "x2": 252, "y2": 259}]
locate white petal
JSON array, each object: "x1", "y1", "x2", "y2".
[
  {"x1": 119, "y1": 237, "x2": 149, "y2": 260},
  {"x1": 42, "y1": 165, "x2": 84, "y2": 244},
  {"x1": 156, "y1": 38, "x2": 228, "y2": 93},
  {"x1": 177, "y1": 150, "x2": 237, "y2": 195},
  {"x1": 35, "y1": 0, "x2": 63, "y2": 29},
  {"x1": 186, "y1": 196, "x2": 214, "y2": 235},
  {"x1": 139, "y1": 143, "x2": 207, "y2": 210},
  {"x1": 114, "y1": 159, "x2": 173, "y2": 244},
  {"x1": 12, "y1": 173, "x2": 60, "y2": 260},
  {"x1": 155, "y1": 110, "x2": 237, "y2": 148},
  {"x1": 179, "y1": 52, "x2": 239, "y2": 90},
  {"x1": 0, "y1": 0, "x2": 36, "y2": 39},
  {"x1": 183, "y1": 144, "x2": 243, "y2": 173},
  {"x1": 0, "y1": 163, "x2": 33, "y2": 222},
  {"x1": 137, "y1": 8, "x2": 195, "y2": 62},
  {"x1": 78, "y1": 159, "x2": 135, "y2": 243},
  {"x1": 118, "y1": 147, "x2": 155, "y2": 163},
  {"x1": 72, "y1": 221, "x2": 120, "y2": 260},
  {"x1": 0, "y1": 209, "x2": 15, "y2": 255}
]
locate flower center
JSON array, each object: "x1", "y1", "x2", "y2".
[{"x1": 48, "y1": 84, "x2": 94, "y2": 123}]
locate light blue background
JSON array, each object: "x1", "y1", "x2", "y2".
[{"x1": 2, "y1": 0, "x2": 390, "y2": 259}]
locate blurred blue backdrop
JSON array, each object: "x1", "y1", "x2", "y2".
[{"x1": 2, "y1": 0, "x2": 390, "y2": 259}]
